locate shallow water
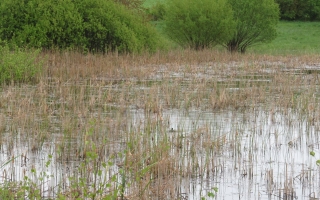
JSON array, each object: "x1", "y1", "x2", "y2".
[
  {"x1": 2, "y1": 106, "x2": 320, "y2": 199},
  {"x1": 1, "y1": 63, "x2": 320, "y2": 199},
  {"x1": 141, "y1": 108, "x2": 320, "y2": 199}
]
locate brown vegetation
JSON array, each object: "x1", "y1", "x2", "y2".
[{"x1": 1, "y1": 49, "x2": 320, "y2": 199}]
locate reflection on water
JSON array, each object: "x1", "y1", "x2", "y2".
[
  {"x1": 2, "y1": 105, "x2": 320, "y2": 199},
  {"x1": 148, "y1": 108, "x2": 320, "y2": 199},
  {"x1": 1, "y1": 62, "x2": 320, "y2": 199}
]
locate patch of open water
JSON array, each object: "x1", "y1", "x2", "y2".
[
  {"x1": 1, "y1": 105, "x2": 320, "y2": 199},
  {"x1": 130, "y1": 108, "x2": 320, "y2": 199}
]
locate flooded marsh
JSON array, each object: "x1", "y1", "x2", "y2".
[{"x1": 1, "y1": 50, "x2": 320, "y2": 199}]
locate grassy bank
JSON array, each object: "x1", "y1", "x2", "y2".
[{"x1": 250, "y1": 21, "x2": 320, "y2": 55}]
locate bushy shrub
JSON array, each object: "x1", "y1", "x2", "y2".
[
  {"x1": 114, "y1": 0, "x2": 144, "y2": 11},
  {"x1": 224, "y1": 0, "x2": 279, "y2": 53},
  {"x1": 74, "y1": 0, "x2": 163, "y2": 53},
  {"x1": 0, "y1": 41, "x2": 43, "y2": 84},
  {"x1": 0, "y1": 0, "x2": 164, "y2": 53},
  {"x1": 0, "y1": 0, "x2": 83, "y2": 49},
  {"x1": 164, "y1": 0, "x2": 235, "y2": 50}
]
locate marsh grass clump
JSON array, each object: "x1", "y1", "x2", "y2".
[{"x1": 0, "y1": 42, "x2": 43, "y2": 84}]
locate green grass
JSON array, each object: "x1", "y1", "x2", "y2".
[{"x1": 244, "y1": 21, "x2": 320, "y2": 55}]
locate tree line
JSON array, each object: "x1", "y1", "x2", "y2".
[
  {"x1": 0, "y1": 0, "x2": 281, "y2": 53},
  {"x1": 276, "y1": 0, "x2": 320, "y2": 21},
  {"x1": 0, "y1": 0, "x2": 163, "y2": 53}
]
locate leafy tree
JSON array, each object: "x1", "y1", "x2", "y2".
[
  {"x1": 164, "y1": 0, "x2": 235, "y2": 50},
  {"x1": 276, "y1": 0, "x2": 320, "y2": 21},
  {"x1": 223, "y1": 0, "x2": 279, "y2": 53}
]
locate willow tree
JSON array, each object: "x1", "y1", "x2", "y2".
[
  {"x1": 164, "y1": 0, "x2": 235, "y2": 50},
  {"x1": 224, "y1": 0, "x2": 280, "y2": 53}
]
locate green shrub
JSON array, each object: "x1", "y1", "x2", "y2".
[
  {"x1": 0, "y1": 0, "x2": 83, "y2": 49},
  {"x1": 163, "y1": 0, "x2": 235, "y2": 50},
  {"x1": 74, "y1": 0, "x2": 163, "y2": 53},
  {"x1": 0, "y1": 0, "x2": 164, "y2": 53},
  {"x1": 223, "y1": 0, "x2": 279, "y2": 53},
  {"x1": 0, "y1": 41, "x2": 43, "y2": 84},
  {"x1": 114, "y1": 0, "x2": 144, "y2": 11}
]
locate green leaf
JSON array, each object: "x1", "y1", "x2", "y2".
[
  {"x1": 208, "y1": 192, "x2": 215, "y2": 197},
  {"x1": 107, "y1": 161, "x2": 113, "y2": 166},
  {"x1": 316, "y1": 160, "x2": 320, "y2": 166},
  {"x1": 310, "y1": 151, "x2": 315, "y2": 157}
]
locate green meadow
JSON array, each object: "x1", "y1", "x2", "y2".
[
  {"x1": 144, "y1": 0, "x2": 320, "y2": 54},
  {"x1": 250, "y1": 21, "x2": 320, "y2": 54},
  {"x1": 151, "y1": 20, "x2": 320, "y2": 55}
]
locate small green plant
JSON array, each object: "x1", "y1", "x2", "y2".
[
  {"x1": 310, "y1": 151, "x2": 320, "y2": 166},
  {"x1": 201, "y1": 187, "x2": 218, "y2": 199},
  {"x1": 0, "y1": 154, "x2": 54, "y2": 199},
  {"x1": 56, "y1": 119, "x2": 125, "y2": 199}
]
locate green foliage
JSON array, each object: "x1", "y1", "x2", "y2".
[
  {"x1": 224, "y1": 0, "x2": 279, "y2": 53},
  {"x1": 146, "y1": 2, "x2": 166, "y2": 21},
  {"x1": 276, "y1": 0, "x2": 320, "y2": 21},
  {"x1": 164, "y1": 0, "x2": 235, "y2": 50},
  {"x1": 74, "y1": 0, "x2": 163, "y2": 53},
  {"x1": 0, "y1": 155, "x2": 53, "y2": 199},
  {"x1": 0, "y1": 0, "x2": 164, "y2": 53},
  {"x1": 0, "y1": 0, "x2": 83, "y2": 49},
  {"x1": 114, "y1": 0, "x2": 145, "y2": 11},
  {"x1": 0, "y1": 41, "x2": 43, "y2": 84},
  {"x1": 310, "y1": 151, "x2": 320, "y2": 166}
]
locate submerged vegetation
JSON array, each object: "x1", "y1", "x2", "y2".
[{"x1": 1, "y1": 50, "x2": 320, "y2": 199}]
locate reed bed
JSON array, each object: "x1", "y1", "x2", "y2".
[{"x1": 1, "y1": 49, "x2": 320, "y2": 199}]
